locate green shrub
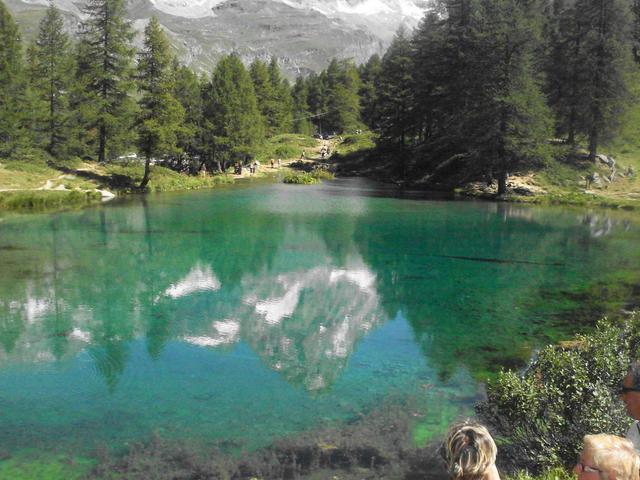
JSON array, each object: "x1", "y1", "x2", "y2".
[
  {"x1": 478, "y1": 314, "x2": 640, "y2": 472},
  {"x1": 283, "y1": 172, "x2": 319, "y2": 184},
  {"x1": 310, "y1": 168, "x2": 335, "y2": 180},
  {"x1": 507, "y1": 467, "x2": 573, "y2": 480},
  {"x1": 0, "y1": 190, "x2": 102, "y2": 211}
]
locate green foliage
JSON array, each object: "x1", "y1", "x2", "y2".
[
  {"x1": 0, "y1": 190, "x2": 102, "y2": 211},
  {"x1": 324, "y1": 59, "x2": 362, "y2": 133},
  {"x1": 103, "y1": 164, "x2": 233, "y2": 192},
  {"x1": 0, "y1": 0, "x2": 29, "y2": 157},
  {"x1": 29, "y1": 2, "x2": 74, "y2": 157},
  {"x1": 252, "y1": 134, "x2": 315, "y2": 162},
  {"x1": 478, "y1": 314, "x2": 640, "y2": 472},
  {"x1": 283, "y1": 167, "x2": 335, "y2": 184},
  {"x1": 359, "y1": 53, "x2": 382, "y2": 131},
  {"x1": 376, "y1": 28, "x2": 415, "y2": 155},
  {"x1": 283, "y1": 172, "x2": 320, "y2": 184},
  {"x1": 292, "y1": 76, "x2": 313, "y2": 135},
  {"x1": 77, "y1": 0, "x2": 137, "y2": 162},
  {"x1": 506, "y1": 467, "x2": 574, "y2": 480},
  {"x1": 203, "y1": 54, "x2": 264, "y2": 170},
  {"x1": 136, "y1": 17, "x2": 186, "y2": 188},
  {"x1": 268, "y1": 57, "x2": 294, "y2": 134}
]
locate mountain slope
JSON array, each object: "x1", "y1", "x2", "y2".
[{"x1": 7, "y1": 0, "x2": 427, "y2": 77}]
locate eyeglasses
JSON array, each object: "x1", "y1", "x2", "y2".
[
  {"x1": 617, "y1": 385, "x2": 640, "y2": 395},
  {"x1": 576, "y1": 462, "x2": 601, "y2": 474}
]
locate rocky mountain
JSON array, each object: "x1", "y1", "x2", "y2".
[{"x1": 6, "y1": 0, "x2": 428, "y2": 77}]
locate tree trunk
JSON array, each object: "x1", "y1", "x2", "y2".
[
  {"x1": 139, "y1": 156, "x2": 151, "y2": 189},
  {"x1": 497, "y1": 171, "x2": 508, "y2": 196},
  {"x1": 98, "y1": 124, "x2": 106, "y2": 163},
  {"x1": 588, "y1": 127, "x2": 598, "y2": 162}
]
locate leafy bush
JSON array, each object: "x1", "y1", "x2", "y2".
[
  {"x1": 506, "y1": 467, "x2": 573, "y2": 480},
  {"x1": 0, "y1": 190, "x2": 102, "y2": 211},
  {"x1": 478, "y1": 314, "x2": 640, "y2": 472},
  {"x1": 283, "y1": 172, "x2": 319, "y2": 184}
]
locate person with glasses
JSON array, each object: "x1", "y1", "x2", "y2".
[
  {"x1": 620, "y1": 361, "x2": 640, "y2": 452},
  {"x1": 441, "y1": 421, "x2": 500, "y2": 480},
  {"x1": 574, "y1": 434, "x2": 639, "y2": 480}
]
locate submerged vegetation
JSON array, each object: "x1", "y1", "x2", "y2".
[{"x1": 86, "y1": 401, "x2": 446, "y2": 480}]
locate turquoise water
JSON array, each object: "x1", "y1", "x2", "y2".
[{"x1": 0, "y1": 178, "x2": 639, "y2": 459}]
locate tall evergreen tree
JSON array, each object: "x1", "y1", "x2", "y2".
[
  {"x1": 543, "y1": 0, "x2": 590, "y2": 144},
  {"x1": 306, "y1": 71, "x2": 327, "y2": 133},
  {"x1": 249, "y1": 59, "x2": 273, "y2": 134},
  {"x1": 376, "y1": 29, "x2": 415, "y2": 159},
  {"x1": 473, "y1": 0, "x2": 552, "y2": 193},
  {"x1": 268, "y1": 57, "x2": 293, "y2": 133},
  {"x1": 0, "y1": 0, "x2": 27, "y2": 156},
  {"x1": 136, "y1": 17, "x2": 186, "y2": 189},
  {"x1": 359, "y1": 53, "x2": 382, "y2": 131},
  {"x1": 77, "y1": 0, "x2": 136, "y2": 162},
  {"x1": 31, "y1": 1, "x2": 74, "y2": 156},
  {"x1": 292, "y1": 76, "x2": 313, "y2": 135},
  {"x1": 203, "y1": 54, "x2": 264, "y2": 171},
  {"x1": 324, "y1": 59, "x2": 361, "y2": 133},
  {"x1": 173, "y1": 60, "x2": 203, "y2": 172},
  {"x1": 577, "y1": 0, "x2": 634, "y2": 160}
]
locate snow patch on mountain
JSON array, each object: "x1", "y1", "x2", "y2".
[
  {"x1": 148, "y1": 0, "x2": 425, "y2": 22},
  {"x1": 148, "y1": 0, "x2": 226, "y2": 18}
]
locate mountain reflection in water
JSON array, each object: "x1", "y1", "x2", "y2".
[{"x1": 0, "y1": 180, "x2": 639, "y2": 456}]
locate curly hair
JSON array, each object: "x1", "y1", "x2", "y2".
[{"x1": 442, "y1": 421, "x2": 497, "y2": 480}]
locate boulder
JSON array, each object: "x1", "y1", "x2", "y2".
[{"x1": 596, "y1": 154, "x2": 615, "y2": 168}]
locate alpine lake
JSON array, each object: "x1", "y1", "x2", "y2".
[{"x1": 1, "y1": 178, "x2": 639, "y2": 477}]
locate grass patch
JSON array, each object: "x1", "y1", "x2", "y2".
[
  {"x1": 0, "y1": 190, "x2": 102, "y2": 211},
  {"x1": 254, "y1": 134, "x2": 318, "y2": 162},
  {"x1": 103, "y1": 164, "x2": 234, "y2": 192},
  {"x1": 334, "y1": 131, "x2": 376, "y2": 157}
]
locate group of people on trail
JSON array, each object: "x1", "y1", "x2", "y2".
[
  {"x1": 443, "y1": 361, "x2": 640, "y2": 480},
  {"x1": 320, "y1": 145, "x2": 330, "y2": 159}
]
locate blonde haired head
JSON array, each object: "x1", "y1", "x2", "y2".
[
  {"x1": 442, "y1": 421, "x2": 498, "y2": 480},
  {"x1": 581, "y1": 434, "x2": 639, "y2": 480}
]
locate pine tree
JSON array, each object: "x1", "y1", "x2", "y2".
[
  {"x1": 136, "y1": 17, "x2": 186, "y2": 189},
  {"x1": 268, "y1": 57, "x2": 293, "y2": 133},
  {"x1": 30, "y1": 1, "x2": 74, "y2": 156},
  {"x1": 306, "y1": 71, "x2": 328, "y2": 134},
  {"x1": 376, "y1": 28, "x2": 415, "y2": 158},
  {"x1": 543, "y1": 0, "x2": 590, "y2": 144},
  {"x1": 472, "y1": 0, "x2": 552, "y2": 194},
  {"x1": 249, "y1": 59, "x2": 273, "y2": 134},
  {"x1": 203, "y1": 54, "x2": 264, "y2": 171},
  {"x1": 577, "y1": 0, "x2": 634, "y2": 160},
  {"x1": 78, "y1": 0, "x2": 136, "y2": 162},
  {"x1": 0, "y1": 0, "x2": 27, "y2": 157},
  {"x1": 292, "y1": 76, "x2": 313, "y2": 135},
  {"x1": 173, "y1": 60, "x2": 203, "y2": 172},
  {"x1": 324, "y1": 59, "x2": 361, "y2": 133},
  {"x1": 359, "y1": 54, "x2": 382, "y2": 131}
]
